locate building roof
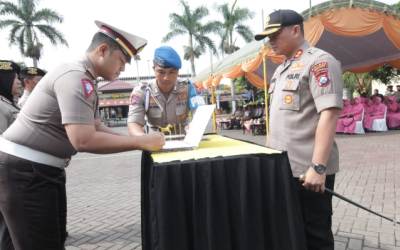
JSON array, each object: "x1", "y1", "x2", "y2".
[{"x1": 98, "y1": 80, "x2": 137, "y2": 92}]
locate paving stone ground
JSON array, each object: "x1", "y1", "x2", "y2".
[{"x1": 65, "y1": 127, "x2": 400, "y2": 250}]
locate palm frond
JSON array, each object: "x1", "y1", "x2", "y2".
[
  {"x1": 235, "y1": 24, "x2": 253, "y2": 42},
  {"x1": 194, "y1": 34, "x2": 216, "y2": 55},
  {"x1": 0, "y1": 19, "x2": 21, "y2": 28},
  {"x1": 17, "y1": 28, "x2": 26, "y2": 54},
  {"x1": 32, "y1": 8, "x2": 63, "y2": 23},
  {"x1": 35, "y1": 24, "x2": 68, "y2": 46},
  {"x1": 169, "y1": 14, "x2": 187, "y2": 30},
  {"x1": 192, "y1": 6, "x2": 208, "y2": 20},
  {"x1": 201, "y1": 21, "x2": 221, "y2": 34},
  {"x1": 162, "y1": 29, "x2": 186, "y2": 42},
  {"x1": 0, "y1": 1, "x2": 24, "y2": 19},
  {"x1": 233, "y1": 8, "x2": 254, "y2": 23},
  {"x1": 8, "y1": 23, "x2": 22, "y2": 43}
]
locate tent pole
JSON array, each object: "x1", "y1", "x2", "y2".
[
  {"x1": 209, "y1": 48, "x2": 217, "y2": 134},
  {"x1": 211, "y1": 84, "x2": 217, "y2": 133},
  {"x1": 262, "y1": 53, "x2": 269, "y2": 146}
]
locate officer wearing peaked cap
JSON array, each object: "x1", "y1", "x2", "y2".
[
  {"x1": 255, "y1": 9, "x2": 343, "y2": 250},
  {"x1": 128, "y1": 46, "x2": 205, "y2": 136},
  {"x1": 0, "y1": 60, "x2": 21, "y2": 134},
  {"x1": 0, "y1": 21, "x2": 164, "y2": 249},
  {"x1": 17, "y1": 66, "x2": 47, "y2": 108}
]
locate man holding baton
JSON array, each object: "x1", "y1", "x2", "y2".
[{"x1": 255, "y1": 9, "x2": 343, "y2": 250}]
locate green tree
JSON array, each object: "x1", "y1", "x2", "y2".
[
  {"x1": 343, "y1": 72, "x2": 373, "y2": 97},
  {"x1": 369, "y1": 64, "x2": 399, "y2": 85},
  {"x1": 0, "y1": 0, "x2": 68, "y2": 67},
  {"x1": 393, "y1": 1, "x2": 400, "y2": 12},
  {"x1": 163, "y1": 0, "x2": 218, "y2": 76},
  {"x1": 214, "y1": 0, "x2": 254, "y2": 56}
]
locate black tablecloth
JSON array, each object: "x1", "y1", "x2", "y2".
[{"x1": 141, "y1": 150, "x2": 307, "y2": 250}]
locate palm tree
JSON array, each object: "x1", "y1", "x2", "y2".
[
  {"x1": 0, "y1": 0, "x2": 68, "y2": 66},
  {"x1": 162, "y1": 0, "x2": 219, "y2": 76},
  {"x1": 214, "y1": 0, "x2": 254, "y2": 56},
  {"x1": 213, "y1": 0, "x2": 254, "y2": 113}
]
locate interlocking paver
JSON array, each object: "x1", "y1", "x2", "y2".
[{"x1": 63, "y1": 127, "x2": 400, "y2": 249}]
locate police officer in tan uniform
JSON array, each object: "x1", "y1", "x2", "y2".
[
  {"x1": 0, "y1": 60, "x2": 21, "y2": 134},
  {"x1": 128, "y1": 46, "x2": 204, "y2": 136},
  {"x1": 255, "y1": 10, "x2": 343, "y2": 250},
  {"x1": 17, "y1": 66, "x2": 46, "y2": 108},
  {"x1": 0, "y1": 21, "x2": 164, "y2": 250}
]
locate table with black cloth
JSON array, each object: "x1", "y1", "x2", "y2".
[{"x1": 141, "y1": 135, "x2": 307, "y2": 250}]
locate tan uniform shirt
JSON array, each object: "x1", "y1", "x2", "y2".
[
  {"x1": 127, "y1": 80, "x2": 190, "y2": 134},
  {"x1": 0, "y1": 96, "x2": 19, "y2": 134},
  {"x1": 267, "y1": 42, "x2": 343, "y2": 177},
  {"x1": 3, "y1": 58, "x2": 98, "y2": 158}
]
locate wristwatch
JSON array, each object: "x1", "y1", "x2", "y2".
[{"x1": 311, "y1": 163, "x2": 327, "y2": 175}]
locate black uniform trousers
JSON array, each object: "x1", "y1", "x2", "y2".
[
  {"x1": 294, "y1": 174, "x2": 335, "y2": 250},
  {"x1": 0, "y1": 152, "x2": 67, "y2": 250}
]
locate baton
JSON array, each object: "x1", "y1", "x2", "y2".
[
  {"x1": 299, "y1": 175, "x2": 400, "y2": 226},
  {"x1": 325, "y1": 187, "x2": 399, "y2": 226}
]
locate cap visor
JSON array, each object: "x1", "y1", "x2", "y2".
[{"x1": 254, "y1": 27, "x2": 281, "y2": 41}]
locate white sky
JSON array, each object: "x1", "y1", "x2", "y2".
[{"x1": 0, "y1": 0, "x2": 398, "y2": 77}]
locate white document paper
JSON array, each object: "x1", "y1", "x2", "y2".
[{"x1": 161, "y1": 104, "x2": 215, "y2": 151}]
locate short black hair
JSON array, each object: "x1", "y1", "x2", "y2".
[
  {"x1": 0, "y1": 71, "x2": 17, "y2": 104},
  {"x1": 87, "y1": 32, "x2": 130, "y2": 62},
  {"x1": 299, "y1": 23, "x2": 304, "y2": 35}
]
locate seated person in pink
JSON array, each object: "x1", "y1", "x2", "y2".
[
  {"x1": 342, "y1": 97, "x2": 364, "y2": 133},
  {"x1": 363, "y1": 96, "x2": 386, "y2": 130},
  {"x1": 360, "y1": 97, "x2": 368, "y2": 107},
  {"x1": 336, "y1": 99, "x2": 352, "y2": 133},
  {"x1": 386, "y1": 96, "x2": 400, "y2": 129}
]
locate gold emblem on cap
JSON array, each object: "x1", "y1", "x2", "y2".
[
  {"x1": 27, "y1": 67, "x2": 38, "y2": 75},
  {"x1": 264, "y1": 16, "x2": 270, "y2": 27},
  {"x1": 0, "y1": 62, "x2": 12, "y2": 71}
]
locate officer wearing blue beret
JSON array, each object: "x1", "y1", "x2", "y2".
[{"x1": 128, "y1": 46, "x2": 204, "y2": 136}]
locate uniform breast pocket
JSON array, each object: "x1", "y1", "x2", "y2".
[
  {"x1": 280, "y1": 80, "x2": 300, "y2": 111},
  {"x1": 148, "y1": 107, "x2": 162, "y2": 118},
  {"x1": 175, "y1": 104, "x2": 188, "y2": 122}
]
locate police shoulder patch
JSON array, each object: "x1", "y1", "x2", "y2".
[
  {"x1": 130, "y1": 91, "x2": 142, "y2": 105},
  {"x1": 81, "y1": 79, "x2": 94, "y2": 98},
  {"x1": 311, "y1": 62, "x2": 330, "y2": 87}
]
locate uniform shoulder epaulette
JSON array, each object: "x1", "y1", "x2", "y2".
[
  {"x1": 138, "y1": 81, "x2": 149, "y2": 88},
  {"x1": 133, "y1": 82, "x2": 149, "y2": 92}
]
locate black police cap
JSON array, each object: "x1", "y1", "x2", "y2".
[
  {"x1": 20, "y1": 67, "x2": 46, "y2": 78},
  {"x1": 255, "y1": 9, "x2": 304, "y2": 41},
  {"x1": 0, "y1": 60, "x2": 20, "y2": 74}
]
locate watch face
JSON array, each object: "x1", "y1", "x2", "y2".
[{"x1": 314, "y1": 164, "x2": 326, "y2": 174}]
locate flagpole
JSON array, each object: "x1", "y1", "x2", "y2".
[
  {"x1": 261, "y1": 9, "x2": 269, "y2": 146},
  {"x1": 262, "y1": 54, "x2": 269, "y2": 146},
  {"x1": 209, "y1": 49, "x2": 217, "y2": 133}
]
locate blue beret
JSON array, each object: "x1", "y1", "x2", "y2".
[{"x1": 153, "y1": 46, "x2": 181, "y2": 69}]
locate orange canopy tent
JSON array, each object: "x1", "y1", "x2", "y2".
[{"x1": 194, "y1": 0, "x2": 400, "y2": 90}]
